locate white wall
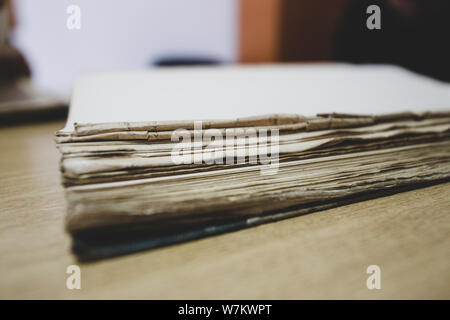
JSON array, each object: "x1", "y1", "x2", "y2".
[{"x1": 11, "y1": 0, "x2": 238, "y2": 95}]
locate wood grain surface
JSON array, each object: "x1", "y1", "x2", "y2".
[{"x1": 0, "y1": 121, "x2": 449, "y2": 299}]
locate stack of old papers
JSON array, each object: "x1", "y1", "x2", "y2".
[{"x1": 56, "y1": 64, "x2": 450, "y2": 260}]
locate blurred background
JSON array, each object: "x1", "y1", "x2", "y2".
[{"x1": 1, "y1": 0, "x2": 449, "y2": 123}]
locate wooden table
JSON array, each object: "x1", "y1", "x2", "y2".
[{"x1": 0, "y1": 121, "x2": 449, "y2": 299}]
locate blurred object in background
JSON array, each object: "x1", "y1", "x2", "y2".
[
  {"x1": 239, "y1": 0, "x2": 282, "y2": 62},
  {"x1": 153, "y1": 56, "x2": 221, "y2": 67},
  {"x1": 239, "y1": 0, "x2": 351, "y2": 62},
  {"x1": 0, "y1": 0, "x2": 13, "y2": 45},
  {"x1": 0, "y1": 79, "x2": 67, "y2": 126},
  {"x1": 239, "y1": 0, "x2": 450, "y2": 82},
  {"x1": 0, "y1": 0, "x2": 67, "y2": 126},
  {"x1": 279, "y1": 0, "x2": 350, "y2": 62},
  {"x1": 0, "y1": 42, "x2": 30, "y2": 82},
  {"x1": 333, "y1": 0, "x2": 450, "y2": 82},
  {"x1": 0, "y1": 0, "x2": 30, "y2": 83}
]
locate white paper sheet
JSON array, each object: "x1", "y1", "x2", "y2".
[{"x1": 63, "y1": 63, "x2": 450, "y2": 131}]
